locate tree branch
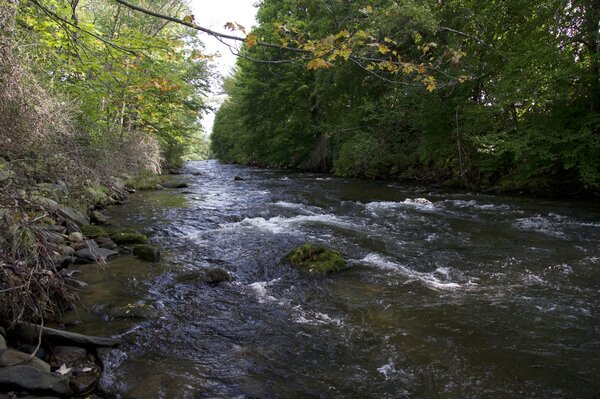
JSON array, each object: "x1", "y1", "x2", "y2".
[{"x1": 112, "y1": 0, "x2": 308, "y2": 54}]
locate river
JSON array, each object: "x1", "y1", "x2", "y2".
[{"x1": 69, "y1": 160, "x2": 600, "y2": 398}]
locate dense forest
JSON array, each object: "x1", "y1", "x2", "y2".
[{"x1": 212, "y1": 0, "x2": 600, "y2": 195}]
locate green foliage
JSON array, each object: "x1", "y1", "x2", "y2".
[
  {"x1": 212, "y1": 0, "x2": 600, "y2": 195},
  {"x1": 16, "y1": 0, "x2": 210, "y2": 169}
]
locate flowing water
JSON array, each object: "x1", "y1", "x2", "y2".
[{"x1": 69, "y1": 160, "x2": 600, "y2": 398}]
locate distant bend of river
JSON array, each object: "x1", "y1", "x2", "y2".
[{"x1": 73, "y1": 160, "x2": 600, "y2": 398}]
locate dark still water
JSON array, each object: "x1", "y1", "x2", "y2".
[{"x1": 72, "y1": 160, "x2": 600, "y2": 398}]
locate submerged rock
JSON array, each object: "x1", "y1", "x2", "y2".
[
  {"x1": 161, "y1": 181, "x2": 189, "y2": 189},
  {"x1": 0, "y1": 349, "x2": 51, "y2": 372},
  {"x1": 90, "y1": 210, "x2": 107, "y2": 225},
  {"x1": 233, "y1": 175, "x2": 244, "y2": 181},
  {"x1": 285, "y1": 243, "x2": 346, "y2": 273},
  {"x1": 205, "y1": 268, "x2": 232, "y2": 285},
  {"x1": 0, "y1": 365, "x2": 72, "y2": 397},
  {"x1": 133, "y1": 244, "x2": 161, "y2": 262},
  {"x1": 110, "y1": 231, "x2": 148, "y2": 245},
  {"x1": 49, "y1": 346, "x2": 88, "y2": 370},
  {"x1": 106, "y1": 303, "x2": 159, "y2": 320}
]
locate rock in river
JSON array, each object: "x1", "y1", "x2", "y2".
[
  {"x1": 133, "y1": 244, "x2": 161, "y2": 262},
  {"x1": 110, "y1": 231, "x2": 148, "y2": 245},
  {"x1": 205, "y1": 268, "x2": 232, "y2": 284},
  {"x1": 285, "y1": 243, "x2": 347, "y2": 273},
  {"x1": 0, "y1": 349, "x2": 51, "y2": 372},
  {"x1": 0, "y1": 365, "x2": 72, "y2": 397}
]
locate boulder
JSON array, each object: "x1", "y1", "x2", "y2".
[
  {"x1": 32, "y1": 197, "x2": 59, "y2": 213},
  {"x1": 18, "y1": 344, "x2": 46, "y2": 360},
  {"x1": 106, "y1": 303, "x2": 158, "y2": 320},
  {"x1": 42, "y1": 231, "x2": 65, "y2": 244},
  {"x1": 133, "y1": 244, "x2": 160, "y2": 262},
  {"x1": 56, "y1": 206, "x2": 89, "y2": 226},
  {"x1": 285, "y1": 243, "x2": 346, "y2": 273},
  {"x1": 0, "y1": 349, "x2": 51, "y2": 372},
  {"x1": 0, "y1": 366, "x2": 72, "y2": 397},
  {"x1": 205, "y1": 268, "x2": 232, "y2": 285},
  {"x1": 12, "y1": 323, "x2": 119, "y2": 348},
  {"x1": 90, "y1": 210, "x2": 107, "y2": 225},
  {"x1": 80, "y1": 224, "x2": 107, "y2": 238},
  {"x1": 67, "y1": 232, "x2": 84, "y2": 242},
  {"x1": 49, "y1": 346, "x2": 88, "y2": 370},
  {"x1": 74, "y1": 247, "x2": 119, "y2": 263},
  {"x1": 59, "y1": 245, "x2": 75, "y2": 257},
  {"x1": 110, "y1": 231, "x2": 148, "y2": 245},
  {"x1": 0, "y1": 334, "x2": 6, "y2": 351},
  {"x1": 161, "y1": 181, "x2": 189, "y2": 189}
]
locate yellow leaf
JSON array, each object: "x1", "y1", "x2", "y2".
[
  {"x1": 378, "y1": 44, "x2": 390, "y2": 54},
  {"x1": 182, "y1": 15, "x2": 194, "y2": 24},
  {"x1": 307, "y1": 58, "x2": 334, "y2": 70},
  {"x1": 245, "y1": 34, "x2": 258, "y2": 47}
]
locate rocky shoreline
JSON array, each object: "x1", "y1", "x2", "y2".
[{"x1": 0, "y1": 175, "x2": 186, "y2": 398}]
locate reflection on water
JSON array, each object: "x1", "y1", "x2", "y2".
[{"x1": 69, "y1": 160, "x2": 600, "y2": 398}]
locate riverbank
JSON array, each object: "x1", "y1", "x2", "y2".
[{"x1": 0, "y1": 169, "x2": 191, "y2": 397}]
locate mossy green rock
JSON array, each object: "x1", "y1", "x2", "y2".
[
  {"x1": 133, "y1": 244, "x2": 160, "y2": 262},
  {"x1": 80, "y1": 224, "x2": 107, "y2": 238},
  {"x1": 110, "y1": 231, "x2": 148, "y2": 245},
  {"x1": 285, "y1": 243, "x2": 346, "y2": 273}
]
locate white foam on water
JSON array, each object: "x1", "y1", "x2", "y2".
[
  {"x1": 514, "y1": 216, "x2": 567, "y2": 239},
  {"x1": 247, "y1": 279, "x2": 281, "y2": 304},
  {"x1": 291, "y1": 305, "x2": 343, "y2": 326},
  {"x1": 218, "y1": 214, "x2": 358, "y2": 235},
  {"x1": 377, "y1": 360, "x2": 396, "y2": 380},
  {"x1": 273, "y1": 201, "x2": 319, "y2": 215},
  {"x1": 366, "y1": 198, "x2": 437, "y2": 212},
  {"x1": 357, "y1": 253, "x2": 468, "y2": 291},
  {"x1": 443, "y1": 199, "x2": 513, "y2": 211}
]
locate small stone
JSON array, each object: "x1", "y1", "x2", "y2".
[
  {"x1": 71, "y1": 370, "x2": 100, "y2": 396},
  {"x1": 133, "y1": 244, "x2": 160, "y2": 262},
  {"x1": 99, "y1": 240, "x2": 117, "y2": 250},
  {"x1": 60, "y1": 245, "x2": 75, "y2": 256},
  {"x1": 0, "y1": 349, "x2": 51, "y2": 372},
  {"x1": 110, "y1": 231, "x2": 148, "y2": 245},
  {"x1": 205, "y1": 268, "x2": 232, "y2": 285},
  {"x1": 68, "y1": 232, "x2": 84, "y2": 242},
  {"x1": 0, "y1": 365, "x2": 72, "y2": 396},
  {"x1": 90, "y1": 210, "x2": 107, "y2": 225}
]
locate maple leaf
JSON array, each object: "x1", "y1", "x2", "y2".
[
  {"x1": 245, "y1": 34, "x2": 258, "y2": 47},
  {"x1": 56, "y1": 364, "x2": 71, "y2": 376},
  {"x1": 307, "y1": 58, "x2": 334, "y2": 70}
]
